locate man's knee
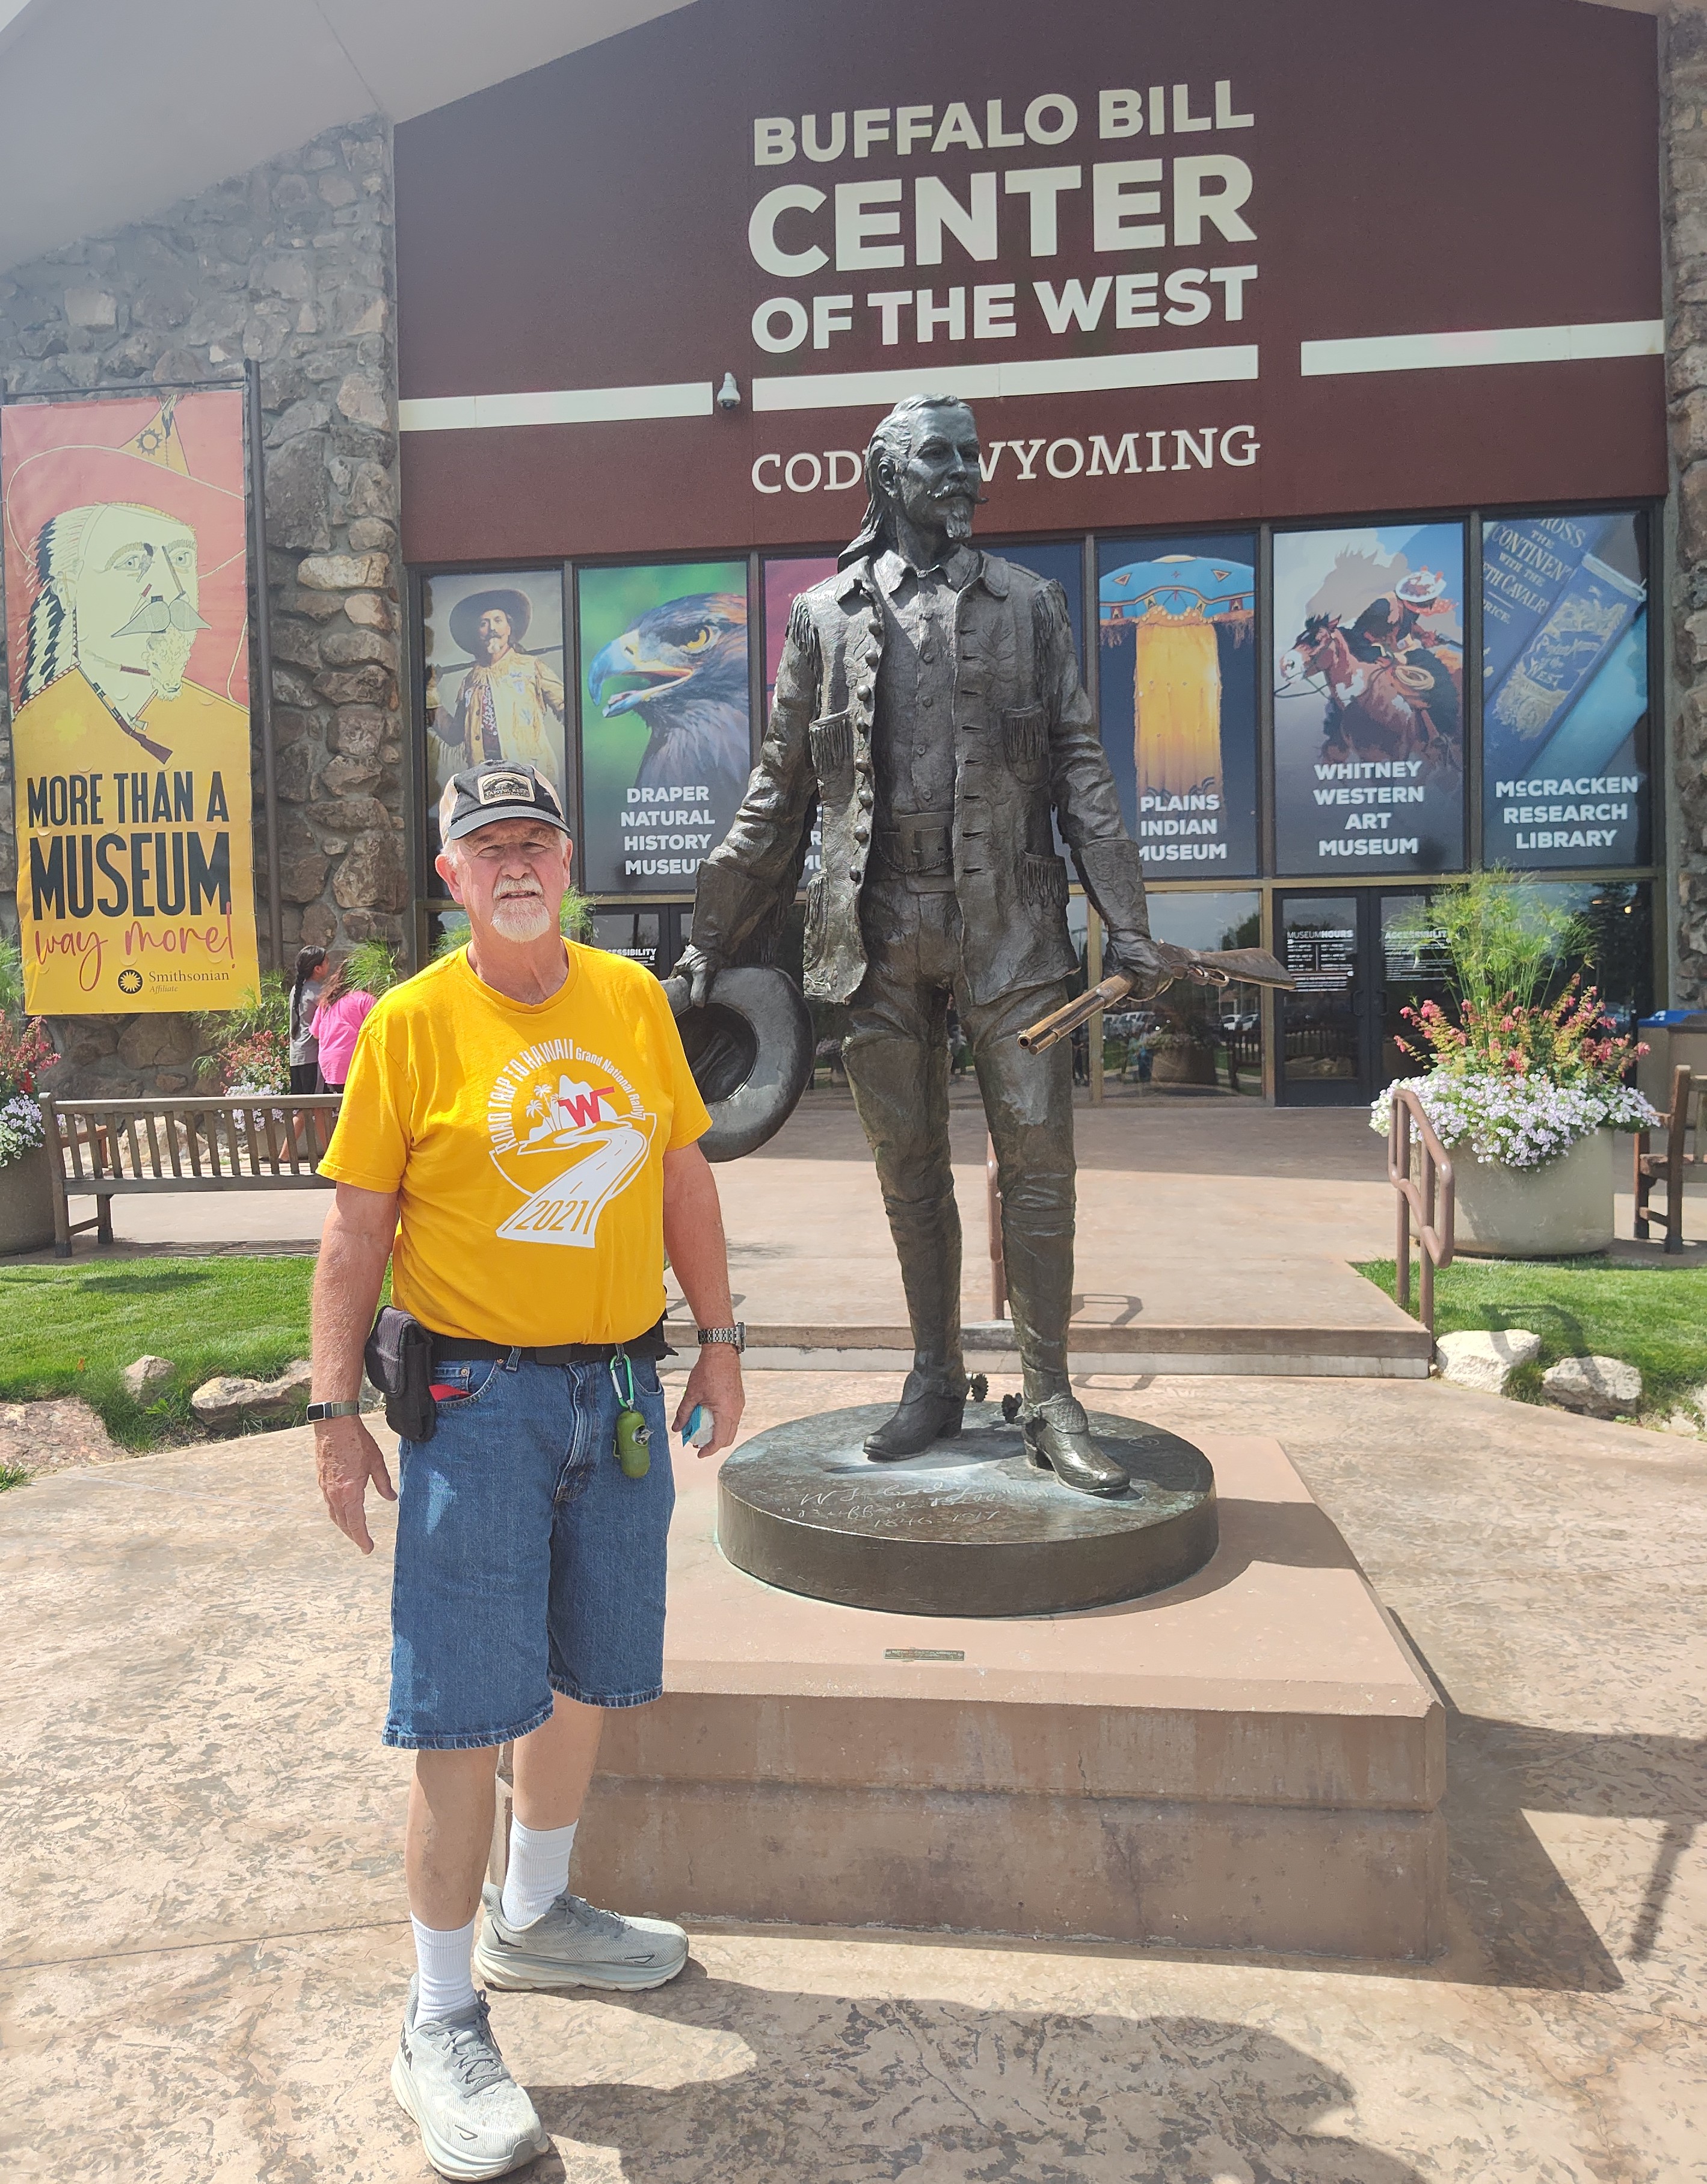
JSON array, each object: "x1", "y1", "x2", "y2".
[{"x1": 415, "y1": 1744, "x2": 502, "y2": 1791}]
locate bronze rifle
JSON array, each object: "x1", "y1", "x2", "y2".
[{"x1": 1017, "y1": 943, "x2": 1296, "y2": 1055}]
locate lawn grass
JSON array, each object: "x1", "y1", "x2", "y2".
[
  {"x1": 0, "y1": 1256, "x2": 323, "y2": 1451},
  {"x1": 1358, "y1": 1254, "x2": 1707, "y2": 1417}
]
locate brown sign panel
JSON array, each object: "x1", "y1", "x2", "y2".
[{"x1": 395, "y1": 0, "x2": 1664, "y2": 563}]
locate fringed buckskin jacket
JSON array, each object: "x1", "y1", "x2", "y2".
[{"x1": 690, "y1": 549, "x2": 1153, "y2": 1008}]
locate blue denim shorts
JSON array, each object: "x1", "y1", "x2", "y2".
[{"x1": 384, "y1": 1351, "x2": 673, "y2": 1750}]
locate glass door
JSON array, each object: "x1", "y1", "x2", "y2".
[
  {"x1": 1276, "y1": 888, "x2": 1454, "y2": 1104},
  {"x1": 1377, "y1": 892, "x2": 1452, "y2": 1090}
]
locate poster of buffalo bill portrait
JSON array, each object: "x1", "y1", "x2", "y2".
[{"x1": 3, "y1": 389, "x2": 261, "y2": 1012}]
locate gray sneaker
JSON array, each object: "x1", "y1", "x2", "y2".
[
  {"x1": 474, "y1": 1879, "x2": 689, "y2": 1993},
  {"x1": 390, "y1": 1975, "x2": 550, "y2": 2181}
]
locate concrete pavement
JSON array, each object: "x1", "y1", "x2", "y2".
[{"x1": 2, "y1": 1366, "x2": 1704, "y2": 2182}]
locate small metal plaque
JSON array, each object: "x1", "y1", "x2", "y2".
[{"x1": 884, "y1": 1648, "x2": 965, "y2": 1662}]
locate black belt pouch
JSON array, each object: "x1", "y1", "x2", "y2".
[{"x1": 364, "y1": 1306, "x2": 436, "y2": 1443}]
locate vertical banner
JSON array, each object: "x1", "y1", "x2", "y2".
[
  {"x1": 577, "y1": 560, "x2": 750, "y2": 894},
  {"x1": 1098, "y1": 535, "x2": 1258, "y2": 875},
  {"x1": 4, "y1": 390, "x2": 260, "y2": 1011},
  {"x1": 420, "y1": 569, "x2": 568, "y2": 860},
  {"x1": 1272, "y1": 524, "x2": 1466, "y2": 877},
  {"x1": 1481, "y1": 511, "x2": 1649, "y2": 869}
]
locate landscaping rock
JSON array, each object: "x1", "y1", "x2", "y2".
[
  {"x1": 121, "y1": 1355, "x2": 176, "y2": 1402},
  {"x1": 0, "y1": 1398, "x2": 124, "y2": 1478},
  {"x1": 1659, "y1": 1383, "x2": 1707, "y2": 1437},
  {"x1": 1435, "y1": 1328, "x2": 1542, "y2": 1393},
  {"x1": 190, "y1": 1359, "x2": 313, "y2": 1431},
  {"x1": 1541, "y1": 1354, "x2": 1644, "y2": 1419}
]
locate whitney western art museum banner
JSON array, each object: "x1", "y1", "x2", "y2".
[
  {"x1": 393, "y1": 0, "x2": 1664, "y2": 563},
  {"x1": 4, "y1": 390, "x2": 261, "y2": 1013}
]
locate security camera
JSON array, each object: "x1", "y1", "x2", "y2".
[{"x1": 717, "y1": 371, "x2": 741, "y2": 412}]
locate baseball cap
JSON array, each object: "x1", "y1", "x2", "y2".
[{"x1": 442, "y1": 761, "x2": 570, "y2": 844}]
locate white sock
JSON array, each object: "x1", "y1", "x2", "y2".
[
  {"x1": 500, "y1": 1816, "x2": 579, "y2": 1930},
  {"x1": 411, "y1": 1912, "x2": 478, "y2": 2023}
]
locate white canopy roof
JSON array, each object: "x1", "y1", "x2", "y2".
[
  {"x1": 0, "y1": 0, "x2": 695, "y2": 274},
  {"x1": 0, "y1": 0, "x2": 1659, "y2": 281}
]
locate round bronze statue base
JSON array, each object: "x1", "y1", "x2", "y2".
[{"x1": 716, "y1": 1403, "x2": 1217, "y2": 1618}]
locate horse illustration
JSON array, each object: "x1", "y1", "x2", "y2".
[{"x1": 1280, "y1": 580, "x2": 1463, "y2": 776}]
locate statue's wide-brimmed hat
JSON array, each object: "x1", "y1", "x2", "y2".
[
  {"x1": 660, "y1": 966, "x2": 813, "y2": 1161},
  {"x1": 450, "y1": 586, "x2": 532, "y2": 658}
]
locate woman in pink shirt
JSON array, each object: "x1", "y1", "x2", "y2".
[{"x1": 310, "y1": 961, "x2": 378, "y2": 1092}]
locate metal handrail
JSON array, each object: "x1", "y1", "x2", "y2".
[{"x1": 1387, "y1": 1084, "x2": 1455, "y2": 1336}]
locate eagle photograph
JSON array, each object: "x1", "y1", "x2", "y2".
[{"x1": 579, "y1": 560, "x2": 752, "y2": 893}]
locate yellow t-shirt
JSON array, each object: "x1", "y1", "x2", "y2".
[{"x1": 319, "y1": 943, "x2": 711, "y2": 1345}]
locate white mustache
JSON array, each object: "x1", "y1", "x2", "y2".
[{"x1": 493, "y1": 879, "x2": 544, "y2": 898}]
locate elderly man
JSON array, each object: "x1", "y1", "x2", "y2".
[
  {"x1": 311, "y1": 759, "x2": 743, "y2": 2179},
  {"x1": 679, "y1": 392, "x2": 1165, "y2": 1498},
  {"x1": 440, "y1": 591, "x2": 567, "y2": 785}
]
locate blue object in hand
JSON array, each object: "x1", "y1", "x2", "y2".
[{"x1": 681, "y1": 1404, "x2": 714, "y2": 1448}]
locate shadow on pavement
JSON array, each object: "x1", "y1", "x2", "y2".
[
  {"x1": 524, "y1": 1980, "x2": 1429, "y2": 2184},
  {"x1": 1392, "y1": 1614, "x2": 1707, "y2": 1994}
]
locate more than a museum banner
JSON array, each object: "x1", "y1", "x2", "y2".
[{"x1": 3, "y1": 389, "x2": 262, "y2": 1013}]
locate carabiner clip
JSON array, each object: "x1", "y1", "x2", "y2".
[{"x1": 610, "y1": 1346, "x2": 650, "y2": 1478}]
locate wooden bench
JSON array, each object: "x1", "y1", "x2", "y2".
[
  {"x1": 1634, "y1": 1064, "x2": 1699, "y2": 1253},
  {"x1": 40, "y1": 1093, "x2": 342, "y2": 1258}
]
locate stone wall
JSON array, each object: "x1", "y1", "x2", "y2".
[
  {"x1": 0, "y1": 117, "x2": 407, "y2": 1094},
  {"x1": 1667, "y1": 3, "x2": 1707, "y2": 1007}
]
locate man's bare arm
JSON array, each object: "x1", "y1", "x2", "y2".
[
  {"x1": 661, "y1": 1142, "x2": 745, "y2": 1458},
  {"x1": 311, "y1": 1180, "x2": 400, "y2": 1554}
]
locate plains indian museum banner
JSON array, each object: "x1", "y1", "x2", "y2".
[{"x1": 4, "y1": 389, "x2": 261, "y2": 1013}]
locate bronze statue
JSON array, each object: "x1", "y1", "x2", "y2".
[{"x1": 676, "y1": 393, "x2": 1171, "y2": 1497}]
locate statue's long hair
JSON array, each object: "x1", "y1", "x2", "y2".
[{"x1": 838, "y1": 392, "x2": 967, "y2": 569}]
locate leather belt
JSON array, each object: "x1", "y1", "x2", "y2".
[
  {"x1": 876, "y1": 807, "x2": 956, "y2": 893},
  {"x1": 430, "y1": 1316, "x2": 671, "y2": 1367}
]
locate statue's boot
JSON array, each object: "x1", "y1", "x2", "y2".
[
  {"x1": 1020, "y1": 1392, "x2": 1130, "y2": 1498},
  {"x1": 860, "y1": 1136, "x2": 967, "y2": 1460},
  {"x1": 864, "y1": 1362, "x2": 967, "y2": 1458}
]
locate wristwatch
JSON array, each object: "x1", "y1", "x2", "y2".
[
  {"x1": 697, "y1": 1324, "x2": 746, "y2": 1354},
  {"x1": 307, "y1": 1399, "x2": 362, "y2": 1422}
]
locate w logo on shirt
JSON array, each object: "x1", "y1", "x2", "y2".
[{"x1": 520, "y1": 1073, "x2": 619, "y2": 1146}]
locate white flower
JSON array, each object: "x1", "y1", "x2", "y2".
[
  {"x1": 0, "y1": 1090, "x2": 45, "y2": 1168},
  {"x1": 1370, "y1": 1072, "x2": 1659, "y2": 1170}
]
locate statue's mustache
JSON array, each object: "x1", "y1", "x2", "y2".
[{"x1": 112, "y1": 594, "x2": 210, "y2": 638}]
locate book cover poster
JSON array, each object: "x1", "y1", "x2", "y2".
[
  {"x1": 1481, "y1": 511, "x2": 1649, "y2": 870},
  {"x1": 1273, "y1": 524, "x2": 1465, "y2": 878},
  {"x1": 578, "y1": 561, "x2": 750, "y2": 895},
  {"x1": 4, "y1": 390, "x2": 260, "y2": 1013},
  {"x1": 1098, "y1": 535, "x2": 1258, "y2": 876},
  {"x1": 421, "y1": 569, "x2": 567, "y2": 858}
]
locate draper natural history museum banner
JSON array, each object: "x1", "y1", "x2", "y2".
[
  {"x1": 394, "y1": 0, "x2": 1664, "y2": 563},
  {"x1": 3, "y1": 390, "x2": 260, "y2": 1013}
]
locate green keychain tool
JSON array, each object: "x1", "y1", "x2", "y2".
[{"x1": 610, "y1": 1350, "x2": 650, "y2": 1479}]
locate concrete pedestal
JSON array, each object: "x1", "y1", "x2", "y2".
[{"x1": 576, "y1": 1433, "x2": 1447, "y2": 1961}]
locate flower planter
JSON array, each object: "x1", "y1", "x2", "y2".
[
  {"x1": 0, "y1": 1145, "x2": 55, "y2": 1255},
  {"x1": 1451, "y1": 1126, "x2": 1615, "y2": 1258},
  {"x1": 1151, "y1": 1042, "x2": 1219, "y2": 1087}
]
